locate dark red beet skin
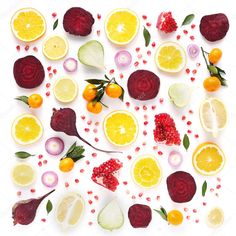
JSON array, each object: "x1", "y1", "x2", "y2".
[
  {"x1": 128, "y1": 204, "x2": 152, "y2": 228},
  {"x1": 13, "y1": 55, "x2": 45, "y2": 89},
  {"x1": 200, "y1": 13, "x2": 229, "y2": 42},
  {"x1": 167, "y1": 171, "x2": 196, "y2": 203},
  {"x1": 63, "y1": 7, "x2": 95, "y2": 36},
  {"x1": 12, "y1": 189, "x2": 55, "y2": 225},
  {"x1": 127, "y1": 70, "x2": 160, "y2": 101}
]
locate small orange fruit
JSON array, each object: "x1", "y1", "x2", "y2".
[
  {"x1": 167, "y1": 210, "x2": 183, "y2": 225},
  {"x1": 83, "y1": 84, "x2": 97, "y2": 101},
  {"x1": 208, "y1": 48, "x2": 222, "y2": 64},
  {"x1": 28, "y1": 94, "x2": 43, "y2": 108},
  {"x1": 59, "y1": 158, "x2": 74, "y2": 172},
  {"x1": 203, "y1": 76, "x2": 221, "y2": 92},
  {"x1": 87, "y1": 102, "x2": 102, "y2": 114},
  {"x1": 105, "y1": 84, "x2": 122, "y2": 98}
]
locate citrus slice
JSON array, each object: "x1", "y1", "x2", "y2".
[
  {"x1": 55, "y1": 192, "x2": 84, "y2": 228},
  {"x1": 43, "y1": 35, "x2": 68, "y2": 60},
  {"x1": 192, "y1": 142, "x2": 225, "y2": 176},
  {"x1": 11, "y1": 114, "x2": 43, "y2": 145},
  {"x1": 103, "y1": 110, "x2": 138, "y2": 146},
  {"x1": 155, "y1": 42, "x2": 186, "y2": 73},
  {"x1": 11, "y1": 8, "x2": 46, "y2": 42},
  {"x1": 11, "y1": 163, "x2": 36, "y2": 186},
  {"x1": 105, "y1": 9, "x2": 139, "y2": 45},
  {"x1": 207, "y1": 207, "x2": 224, "y2": 228},
  {"x1": 53, "y1": 77, "x2": 78, "y2": 103},
  {"x1": 132, "y1": 155, "x2": 162, "y2": 188},
  {"x1": 200, "y1": 97, "x2": 227, "y2": 137}
]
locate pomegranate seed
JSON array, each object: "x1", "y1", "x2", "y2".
[
  {"x1": 65, "y1": 182, "x2": 69, "y2": 188},
  {"x1": 185, "y1": 68, "x2": 190, "y2": 74},
  {"x1": 80, "y1": 169, "x2": 85, "y2": 173},
  {"x1": 43, "y1": 160, "x2": 47, "y2": 164},
  {"x1": 143, "y1": 105, "x2": 147, "y2": 110},
  {"x1": 127, "y1": 155, "x2": 132, "y2": 160},
  {"x1": 30, "y1": 189, "x2": 36, "y2": 193},
  {"x1": 144, "y1": 114, "x2": 148, "y2": 120},
  {"x1": 147, "y1": 50, "x2": 151, "y2": 56},
  {"x1": 135, "y1": 106, "x2": 139, "y2": 111},
  {"x1": 25, "y1": 45, "x2": 30, "y2": 51},
  {"x1": 143, "y1": 60, "x2": 147, "y2": 64},
  {"x1": 195, "y1": 219, "x2": 199, "y2": 223},
  {"x1": 186, "y1": 216, "x2": 191, "y2": 220},
  {"x1": 192, "y1": 69, "x2": 197, "y2": 74},
  {"x1": 134, "y1": 61, "x2": 139, "y2": 67},
  {"x1": 193, "y1": 209, "x2": 197, "y2": 213},
  {"x1": 33, "y1": 46, "x2": 38, "y2": 52},
  {"x1": 217, "y1": 177, "x2": 221, "y2": 182},
  {"x1": 156, "y1": 196, "x2": 160, "y2": 201},
  {"x1": 109, "y1": 69, "x2": 115, "y2": 74},
  {"x1": 38, "y1": 154, "x2": 43, "y2": 159},
  {"x1": 153, "y1": 146, "x2": 158, "y2": 150},
  {"x1": 132, "y1": 195, "x2": 136, "y2": 199},
  {"x1": 94, "y1": 195, "x2": 99, "y2": 200},
  {"x1": 53, "y1": 69, "x2": 57, "y2": 74},
  {"x1": 123, "y1": 181, "x2": 128, "y2": 185},
  {"x1": 194, "y1": 134, "x2": 199, "y2": 138},
  {"x1": 87, "y1": 191, "x2": 93, "y2": 194},
  {"x1": 95, "y1": 121, "x2": 99, "y2": 126},
  {"x1": 135, "y1": 47, "x2": 140, "y2": 52},
  {"x1": 158, "y1": 151, "x2": 163, "y2": 156},
  {"x1": 17, "y1": 191, "x2": 21, "y2": 196},
  {"x1": 210, "y1": 188, "x2": 214, "y2": 192},
  {"x1": 92, "y1": 153, "x2": 97, "y2": 158},
  {"x1": 95, "y1": 137, "x2": 99, "y2": 142},
  {"x1": 84, "y1": 128, "x2": 90, "y2": 132},
  {"x1": 91, "y1": 209, "x2": 95, "y2": 213},
  {"x1": 216, "y1": 184, "x2": 221, "y2": 189},
  {"x1": 46, "y1": 91, "x2": 50, "y2": 97},
  {"x1": 135, "y1": 147, "x2": 140, "y2": 152},
  {"x1": 146, "y1": 197, "x2": 151, "y2": 202},
  {"x1": 16, "y1": 45, "x2": 20, "y2": 51},
  {"x1": 151, "y1": 42, "x2": 156, "y2": 47},
  {"x1": 41, "y1": 218, "x2": 46, "y2": 222},
  {"x1": 191, "y1": 24, "x2": 196, "y2": 29},
  {"x1": 138, "y1": 192, "x2": 143, "y2": 197},
  {"x1": 184, "y1": 207, "x2": 188, "y2": 212},
  {"x1": 187, "y1": 121, "x2": 192, "y2": 125},
  {"x1": 46, "y1": 83, "x2": 50, "y2": 88},
  {"x1": 144, "y1": 121, "x2": 148, "y2": 126},
  {"x1": 151, "y1": 105, "x2": 156, "y2": 110},
  {"x1": 159, "y1": 98, "x2": 164, "y2": 104},
  {"x1": 191, "y1": 77, "x2": 195, "y2": 82},
  {"x1": 137, "y1": 54, "x2": 142, "y2": 59},
  {"x1": 75, "y1": 179, "x2": 79, "y2": 183},
  {"x1": 203, "y1": 202, "x2": 207, "y2": 206},
  {"x1": 86, "y1": 160, "x2": 90, "y2": 165},
  {"x1": 187, "y1": 130, "x2": 192, "y2": 134},
  {"x1": 93, "y1": 128, "x2": 97, "y2": 133},
  {"x1": 143, "y1": 130, "x2": 147, "y2": 136},
  {"x1": 38, "y1": 161, "x2": 42, "y2": 167},
  {"x1": 176, "y1": 35, "x2": 181, "y2": 40},
  {"x1": 119, "y1": 73, "x2": 124, "y2": 79},
  {"x1": 81, "y1": 115, "x2": 86, "y2": 120},
  {"x1": 88, "y1": 200, "x2": 93, "y2": 205},
  {"x1": 182, "y1": 116, "x2": 186, "y2": 121},
  {"x1": 52, "y1": 12, "x2": 57, "y2": 17},
  {"x1": 96, "y1": 30, "x2": 100, "y2": 36},
  {"x1": 88, "y1": 222, "x2": 93, "y2": 226},
  {"x1": 146, "y1": 22, "x2": 151, "y2": 27},
  {"x1": 142, "y1": 15, "x2": 147, "y2": 20},
  {"x1": 190, "y1": 35, "x2": 195, "y2": 40},
  {"x1": 49, "y1": 73, "x2": 53, "y2": 78},
  {"x1": 125, "y1": 102, "x2": 130, "y2": 107},
  {"x1": 87, "y1": 120, "x2": 92, "y2": 125},
  {"x1": 183, "y1": 30, "x2": 188, "y2": 34},
  {"x1": 47, "y1": 66, "x2": 51, "y2": 71},
  {"x1": 97, "y1": 13, "x2": 101, "y2": 19},
  {"x1": 142, "y1": 142, "x2": 146, "y2": 146},
  {"x1": 189, "y1": 110, "x2": 193, "y2": 114}
]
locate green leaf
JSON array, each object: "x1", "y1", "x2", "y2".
[
  {"x1": 66, "y1": 142, "x2": 77, "y2": 156},
  {"x1": 143, "y1": 27, "x2": 151, "y2": 47},
  {"x1": 65, "y1": 144, "x2": 85, "y2": 163},
  {"x1": 183, "y1": 134, "x2": 190, "y2": 151},
  {"x1": 94, "y1": 89, "x2": 105, "y2": 103},
  {"x1": 202, "y1": 180, "x2": 207, "y2": 197},
  {"x1": 119, "y1": 86, "x2": 125, "y2": 101},
  {"x1": 46, "y1": 200, "x2": 53, "y2": 214},
  {"x1": 181, "y1": 14, "x2": 195, "y2": 26},
  {"x1": 15, "y1": 151, "x2": 34, "y2": 159},
  {"x1": 154, "y1": 206, "x2": 168, "y2": 221},
  {"x1": 85, "y1": 79, "x2": 108, "y2": 85},
  {"x1": 15, "y1": 96, "x2": 29, "y2": 105},
  {"x1": 53, "y1": 19, "x2": 58, "y2": 30}
]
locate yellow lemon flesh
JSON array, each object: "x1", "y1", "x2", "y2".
[{"x1": 207, "y1": 207, "x2": 224, "y2": 228}]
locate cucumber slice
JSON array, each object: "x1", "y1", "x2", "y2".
[
  {"x1": 168, "y1": 83, "x2": 192, "y2": 108},
  {"x1": 97, "y1": 199, "x2": 124, "y2": 231},
  {"x1": 78, "y1": 40, "x2": 104, "y2": 69}
]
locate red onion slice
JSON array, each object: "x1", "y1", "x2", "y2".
[
  {"x1": 114, "y1": 50, "x2": 132, "y2": 67},
  {"x1": 45, "y1": 137, "x2": 64, "y2": 156},
  {"x1": 41, "y1": 171, "x2": 58, "y2": 188},
  {"x1": 187, "y1": 44, "x2": 200, "y2": 58},
  {"x1": 63, "y1": 58, "x2": 78, "y2": 72},
  {"x1": 168, "y1": 151, "x2": 183, "y2": 168}
]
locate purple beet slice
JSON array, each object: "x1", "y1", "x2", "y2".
[
  {"x1": 128, "y1": 204, "x2": 152, "y2": 228},
  {"x1": 200, "y1": 13, "x2": 229, "y2": 42},
  {"x1": 167, "y1": 171, "x2": 196, "y2": 203},
  {"x1": 13, "y1": 55, "x2": 45, "y2": 89},
  {"x1": 127, "y1": 70, "x2": 160, "y2": 101},
  {"x1": 63, "y1": 7, "x2": 95, "y2": 36}
]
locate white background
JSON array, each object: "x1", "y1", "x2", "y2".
[{"x1": 0, "y1": 0, "x2": 236, "y2": 235}]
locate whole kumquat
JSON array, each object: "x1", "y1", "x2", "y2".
[
  {"x1": 59, "y1": 157, "x2": 74, "y2": 172},
  {"x1": 105, "y1": 83, "x2": 122, "y2": 98},
  {"x1": 203, "y1": 76, "x2": 221, "y2": 92},
  {"x1": 87, "y1": 102, "x2": 102, "y2": 114},
  {"x1": 83, "y1": 84, "x2": 97, "y2": 101},
  {"x1": 208, "y1": 48, "x2": 222, "y2": 64},
  {"x1": 28, "y1": 94, "x2": 43, "y2": 108}
]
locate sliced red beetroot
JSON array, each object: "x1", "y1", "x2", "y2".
[
  {"x1": 63, "y1": 7, "x2": 95, "y2": 36},
  {"x1": 200, "y1": 13, "x2": 229, "y2": 42},
  {"x1": 128, "y1": 204, "x2": 152, "y2": 228},
  {"x1": 167, "y1": 171, "x2": 196, "y2": 203},
  {"x1": 13, "y1": 55, "x2": 45, "y2": 89},
  {"x1": 127, "y1": 70, "x2": 160, "y2": 101}
]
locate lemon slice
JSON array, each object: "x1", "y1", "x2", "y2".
[
  {"x1": 11, "y1": 114, "x2": 43, "y2": 145},
  {"x1": 155, "y1": 42, "x2": 186, "y2": 73},
  {"x1": 200, "y1": 97, "x2": 227, "y2": 137},
  {"x1": 132, "y1": 155, "x2": 162, "y2": 188},
  {"x1": 207, "y1": 207, "x2": 224, "y2": 228},
  {"x1": 43, "y1": 35, "x2": 68, "y2": 60},
  {"x1": 11, "y1": 163, "x2": 36, "y2": 186},
  {"x1": 105, "y1": 9, "x2": 139, "y2": 45},
  {"x1": 103, "y1": 110, "x2": 138, "y2": 146},
  {"x1": 53, "y1": 77, "x2": 78, "y2": 103},
  {"x1": 11, "y1": 8, "x2": 46, "y2": 42},
  {"x1": 55, "y1": 192, "x2": 84, "y2": 228},
  {"x1": 192, "y1": 142, "x2": 225, "y2": 176}
]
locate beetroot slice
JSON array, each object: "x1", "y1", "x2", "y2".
[
  {"x1": 63, "y1": 7, "x2": 95, "y2": 36},
  {"x1": 13, "y1": 55, "x2": 45, "y2": 89},
  {"x1": 200, "y1": 13, "x2": 229, "y2": 42},
  {"x1": 127, "y1": 70, "x2": 160, "y2": 101},
  {"x1": 167, "y1": 171, "x2": 196, "y2": 203},
  {"x1": 128, "y1": 204, "x2": 152, "y2": 228}
]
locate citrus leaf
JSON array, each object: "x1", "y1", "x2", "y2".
[
  {"x1": 53, "y1": 19, "x2": 58, "y2": 30},
  {"x1": 85, "y1": 79, "x2": 108, "y2": 85},
  {"x1": 183, "y1": 134, "x2": 190, "y2": 151},
  {"x1": 143, "y1": 27, "x2": 151, "y2": 47},
  {"x1": 15, "y1": 151, "x2": 34, "y2": 159},
  {"x1": 202, "y1": 180, "x2": 207, "y2": 197},
  {"x1": 181, "y1": 14, "x2": 195, "y2": 26},
  {"x1": 154, "y1": 208, "x2": 167, "y2": 221},
  {"x1": 15, "y1": 96, "x2": 29, "y2": 105},
  {"x1": 65, "y1": 142, "x2": 77, "y2": 156},
  {"x1": 46, "y1": 200, "x2": 53, "y2": 214}
]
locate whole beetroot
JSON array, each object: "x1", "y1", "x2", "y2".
[{"x1": 128, "y1": 204, "x2": 152, "y2": 228}]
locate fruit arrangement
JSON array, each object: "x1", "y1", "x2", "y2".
[{"x1": 9, "y1": 4, "x2": 229, "y2": 234}]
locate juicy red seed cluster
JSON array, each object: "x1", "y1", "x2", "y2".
[
  {"x1": 157, "y1": 12, "x2": 178, "y2": 33},
  {"x1": 153, "y1": 113, "x2": 181, "y2": 145}
]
